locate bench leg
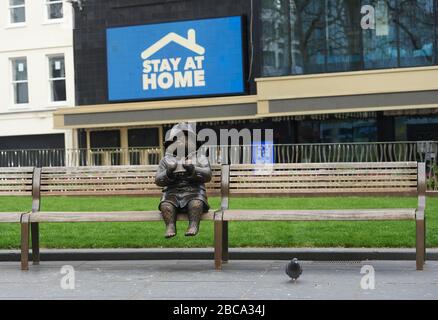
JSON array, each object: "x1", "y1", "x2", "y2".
[
  {"x1": 214, "y1": 221, "x2": 223, "y2": 270},
  {"x1": 21, "y1": 220, "x2": 30, "y2": 271},
  {"x1": 31, "y1": 223, "x2": 40, "y2": 265},
  {"x1": 222, "y1": 221, "x2": 229, "y2": 263},
  {"x1": 416, "y1": 218, "x2": 425, "y2": 271},
  {"x1": 424, "y1": 216, "x2": 427, "y2": 264}
]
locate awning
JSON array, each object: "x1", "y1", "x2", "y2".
[
  {"x1": 54, "y1": 66, "x2": 438, "y2": 129},
  {"x1": 54, "y1": 95, "x2": 258, "y2": 129}
]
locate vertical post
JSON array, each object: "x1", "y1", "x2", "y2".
[
  {"x1": 65, "y1": 129, "x2": 78, "y2": 167},
  {"x1": 103, "y1": 150, "x2": 110, "y2": 166},
  {"x1": 120, "y1": 127, "x2": 129, "y2": 165},
  {"x1": 214, "y1": 220, "x2": 223, "y2": 270},
  {"x1": 158, "y1": 125, "x2": 164, "y2": 159},
  {"x1": 86, "y1": 129, "x2": 92, "y2": 166},
  {"x1": 222, "y1": 221, "x2": 229, "y2": 263},
  {"x1": 416, "y1": 218, "x2": 425, "y2": 271},
  {"x1": 140, "y1": 149, "x2": 145, "y2": 165},
  {"x1": 416, "y1": 162, "x2": 426, "y2": 270},
  {"x1": 424, "y1": 216, "x2": 427, "y2": 263},
  {"x1": 144, "y1": 150, "x2": 149, "y2": 165},
  {"x1": 21, "y1": 214, "x2": 30, "y2": 271}
]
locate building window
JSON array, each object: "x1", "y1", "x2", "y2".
[
  {"x1": 45, "y1": 0, "x2": 63, "y2": 20},
  {"x1": 9, "y1": 0, "x2": 25, "y2": 24},
  {"x1": 397, "y1": 0, "x2": 436, "y2": 67},
  {"x1": 362, "y1": 0, "x2": 399, "y2": 70},
  {"x1": 395, "y1": 115, "x2": 438, "y2": 140},
  {"x1": 48, "y1": 55, "x2": 66, "y2": 102},
  {"x1": 89, "y1": 130, "x2": 122, "y2": 166},
  {"x1": 297, "y1": 117, "x2": 377, "y2": 143},
  {"x1": 11, "y1": 58, "x2": 29, "y2": 105},
  {"x1": 261, "y1": 0, "x2": 438, "y2": 76}
]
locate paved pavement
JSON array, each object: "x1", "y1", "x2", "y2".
[{"x1": 0, "y1": 260, "x2": 437, "y2": 300}]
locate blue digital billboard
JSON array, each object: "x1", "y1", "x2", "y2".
[{"x1": 106, "y1": 16, "x2": 245, "y2": 102}]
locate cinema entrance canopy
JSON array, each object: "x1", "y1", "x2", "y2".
[{"x1": 54, "y1": 66, "x2": 438, "y2": 130}]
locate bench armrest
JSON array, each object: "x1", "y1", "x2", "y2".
[
  {"x1": 417, "y1": 163, "x2": 426, "y2": 216},
  {"x1": 220, "y1": 164, "x2": 230, "y2": 210},
  {"x1": 31, "y1": 168, "x2": 42, "y2": 213}
]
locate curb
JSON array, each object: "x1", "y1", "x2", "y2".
[{"x1": 1, "y1": 248, "x2": 438, "y2": 262}]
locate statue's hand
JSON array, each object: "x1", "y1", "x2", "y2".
[
  {"x1": 164, "y1": 158, "x2": 177, "y2": 177},
  {"x1": 183, "y1": 159, "x2": 195, "y2": 175}
]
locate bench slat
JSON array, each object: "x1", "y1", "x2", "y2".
[
  {"x1": 229, "y1": 175, "x2": 418, "y2": 182},
  {"x1": 229, "y1": 187, "x2": 418, "y2": 194},
  {"x1": 0, "y1": 167, "x2": 33, "y2": 173},
  {"x1": 0, "y1": 174, "x2": 33, "y2": 179},
  {"x1": 230, "y1": 162, "x2": 418, "y2": 169},
  {"x1": 41, "y1": 168, "x2": 221, "y2": 177},
  {"x1": 40, "y1": 190, "x2": 163, "y2": 196},
  {"x1": 41, "y1": 177, "x2": 222, "y2": 184},
  {"x1": 0, "y1": 213, "x2": 24, "y2": 223},
  {"x1": 0, "y1": 192, "x2": 32, "y2": 196},
  {"x1": 229, "y1": 181, "x2": 418, "y2": 188},
  {"x1": 0, "y1": 180, "x2": 34, "y2": 185},
  {"x1": 40, "y1": 191, "x2": 221, "y2": 196},
  {"x1": 0, "y1": 186, "x2": 33, "y2": 191},
  {"x1": 41, "y1": 166, "x2": 159, "y2": 172},
  {"x1": 41, "y1": 166, "x2": 220, "y2": 173},
  {"x1": 41, "y1": 183, "x2": 163, "y2": 190},
  {"x1": 222, "y1": 209, "x2": 416, "y2": 221},
  {"x1": 30, "y1": 211, "x2": 215, "y2": 222},
  {"x1": 229, "y1": 169, "x2": 418, "y2": 176},
  {"x1": 41, "y1": 174, "x2": 156, "y2": 179}
]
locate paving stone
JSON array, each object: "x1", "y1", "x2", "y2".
[{"x1": 0, "y1": 260, "x2": 437, "y2": 300}]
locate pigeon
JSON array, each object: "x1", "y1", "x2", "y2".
[{"x1": 285, "y1": 258, "x2": 302, "y2": 281}]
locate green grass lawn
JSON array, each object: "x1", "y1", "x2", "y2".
[{"x1": 0, "y1": 196, "x2": 436, "y2": 249}]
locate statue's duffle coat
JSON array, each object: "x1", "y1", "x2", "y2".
[{"x1": 155, "y1": 154, "x2": 211, "y2": 213}]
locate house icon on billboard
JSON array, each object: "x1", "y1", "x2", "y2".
[{"x1": 141, "y1": 29, "x2": 205, "y2": 59}]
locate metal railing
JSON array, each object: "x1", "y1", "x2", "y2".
[
  {"x1": 0, "y1": 147, "x2": 163, "y2": 168},
  {"x1": 1, "y1": 141, "x2": 437, "y2": 191},
  {"x1": 204, "y1": 141, "x2": 437, "y2": 164}
]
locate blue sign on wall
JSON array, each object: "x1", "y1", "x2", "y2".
[
  {"x1": 106, "y1": 16, "x2": 245, "y2": 101},
  {"x1": 252, "y1": 141, "x2": 275, "y2": 165}
]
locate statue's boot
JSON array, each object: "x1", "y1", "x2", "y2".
[
  {"x1": 185, "y1": 200, "x2": 203, "y2": 236},
  {"x1": 160, "y1": 203, "x2": 177, "y2": 238}
]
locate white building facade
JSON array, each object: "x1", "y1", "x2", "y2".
[{"x1": 0, "y1": 0, "x2": 74, "y2": 158}]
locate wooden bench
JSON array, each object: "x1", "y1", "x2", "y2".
[
  {"x1": 213, "y1": 162, "x2": 426, "y2": 271},
  {"x1": 20, "y1": 165, "x2": 221, "y2": 270},
  {"x1": 0, "y1": 167, "x2": 38, "y2": 270}
]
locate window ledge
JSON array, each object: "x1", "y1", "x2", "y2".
[
  {"x1": 47, "y1": 102, "x2": 68, "y2": 108},
  {"x1": 6, "y1": 106, "x2": 31, "y2": 113},
  {"x1": 4, "y1": 23, "x2": 27, "y2": 29},
  {"x1": 42, "y1": 19, "x2": 65, "y2": 25},
  {"x1": 3, "y1": 106, "x2": 63, "y2": 115}
]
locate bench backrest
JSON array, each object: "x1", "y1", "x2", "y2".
[
  {"x1": 0, "y1": 167, "x2": 34, "y2": 196},
  {"x1": 39, "y1": 165, "x2": 222, "y2": 196},
  {"x1": 223, "y1": 162, "x2": 423, "y2": 197}
]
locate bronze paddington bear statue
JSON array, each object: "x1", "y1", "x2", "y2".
[{"x1": 155, "y1": 123, "x2": 212, "y2": 238}]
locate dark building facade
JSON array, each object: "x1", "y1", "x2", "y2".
[
  {"x1": 73, "y1": 0, "x2": 260, "y2": 106},
  {"x1": 54, "y1": 0, "x2": 438, "y2": 159}
]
